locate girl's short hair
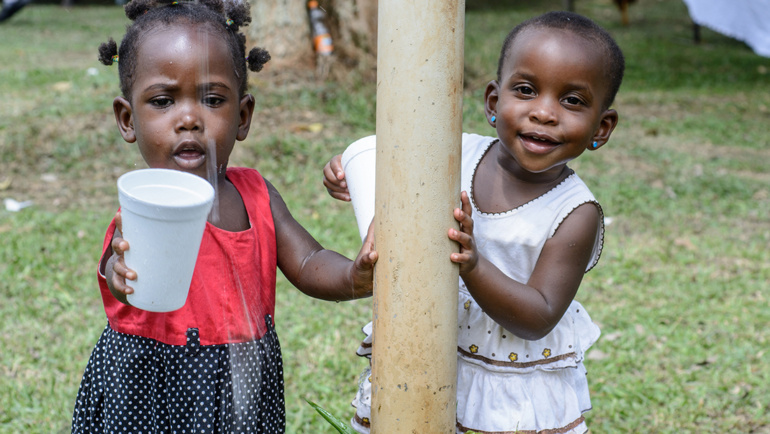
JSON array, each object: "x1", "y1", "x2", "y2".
[{"x1": 98, "y1": 0, "x2": 271, "y2": 98}]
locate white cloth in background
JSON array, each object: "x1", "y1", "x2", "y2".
[{"x1": 682, "y1": 0, "x2": 770, "y2": 57}]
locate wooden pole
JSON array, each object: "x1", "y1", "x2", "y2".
[{"x1": 371, "y1": 1, "x2": 464, "y2": 433}]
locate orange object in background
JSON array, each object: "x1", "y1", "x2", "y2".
[{"x1": 308, "y1": 0, "x2": 333, "y2": 55}]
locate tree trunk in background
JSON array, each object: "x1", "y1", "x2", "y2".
[
  {"x1": 327, "y1": 0, "x2": 378, "y2": 71},
  {"x1": 248, "y1": 0, "x2": 377, "y2": 76},
  {"x1": 249, "y1": 0, "x2": 313, "y2": 68}
]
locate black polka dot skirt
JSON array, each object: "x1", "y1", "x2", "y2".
[{"x1": 72, "y1": 315, "x2": 285, "y2": 433}]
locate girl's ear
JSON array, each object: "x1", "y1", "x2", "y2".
[
  {"x1": 237, "y1": 94, "x2": 255, "y2": 141},
  {"x1": 484, "y1": 80, "x2": 500, "y2": 127},
  {"x1": 113, "y1": 97, "x2": 136, "y2": 143},
  {"x1": 589, "y1": 108, "x2": 619, "y2": 150}
]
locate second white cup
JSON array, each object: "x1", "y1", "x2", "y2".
[{"x1": 341, "y1": 135, "x2": 377, "y2": 241}]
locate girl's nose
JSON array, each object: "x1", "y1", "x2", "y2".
[
  {"x1": 177, "y1": 103, "x2": 202, "y2": 131},
  {"x1": 529, "y1": 98, "x2": 558, "y2": 125}
]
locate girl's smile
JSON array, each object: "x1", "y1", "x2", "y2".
[{"x1": 518, "y1": 132, "x2": 561, "y2": 155}]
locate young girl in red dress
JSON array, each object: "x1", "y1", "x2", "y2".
[{"x1": 71, "y1": 1, "x2": 377, "y2": 432}]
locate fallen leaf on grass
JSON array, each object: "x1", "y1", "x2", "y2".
[
  {"x1": 674, "y1": 237, "x2": 697, "y2": 251},
  {"x1": 291, "y1": 122, "x2": 324, "y2": 133},
  {"x1": 52, "y1": 81, "x2": 72, "y2": 92}
]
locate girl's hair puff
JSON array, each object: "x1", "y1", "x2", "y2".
[
  {"x1": 98, "y1": 0, "x2": 270, "y2": 98},
  {"x1": 497, "y1": 11, "x2": 625, "y2": 110}
]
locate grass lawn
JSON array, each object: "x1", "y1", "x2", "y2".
[{"x1": 1, "y1": 0, "x2": 769, "y2": 432}]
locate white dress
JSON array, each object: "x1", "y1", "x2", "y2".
[{"x1": 350, "y1": 133, "x2": 603, "y2": 434}]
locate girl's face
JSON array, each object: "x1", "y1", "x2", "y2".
[
  {"x1": 485, "y1": 27, "x2": 618, "y2": 178},
  {"x1": 114, "y1": 24, "x2": 254, "y2": 181}
]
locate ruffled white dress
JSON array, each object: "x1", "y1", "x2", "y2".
[{"x1": 350, "y1": 133, "x2": 603, "y2": 434}]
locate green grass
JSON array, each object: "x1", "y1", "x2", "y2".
[{"x1": 1, "y1": 0, "x2": 769, "y2": 432}]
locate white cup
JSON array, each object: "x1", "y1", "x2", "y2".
[
  {"x1": 341, "y1": 135, "x2": 377, "y2": 241},
  {"x1": 117, "y1": 169, "x2": 215, "y2": 312}
]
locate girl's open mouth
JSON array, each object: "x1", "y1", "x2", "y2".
[
  {"x1": 519, "y1": 133, "x2": 560, "y2": 154},
  {"x1": 173, "y1": 145, "x2": 206, "y2": 169}
]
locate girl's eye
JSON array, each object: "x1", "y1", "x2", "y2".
[
  {"x1": 204, "y1": 96, "x2": 225, "y2": 106},
  {"x1": 564, "y1": 96, "x2": 584, "y2": 106},
  {"x1": 150, "y1": 97, "x2": 172, "y2": 108},
  {"x1": 514, "y1": 85, "x2": 535, "y2": 96}
]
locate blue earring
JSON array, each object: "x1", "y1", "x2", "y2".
[
  {"x1": 490, "y1": 115, "x2": 496, "y2": 123},
  {"x1": 592, "y1": 141, "x2": 598, "y2": 148}
]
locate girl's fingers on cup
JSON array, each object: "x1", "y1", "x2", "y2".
[
  {"x1": 322, "y1": 166, "x2": 349, "y2": 201},
  {"x1": 119, "y1": 282, "x2": 135, "y2": 295},
  {"x1": 115, "y1": 210, "x2": 123, "y2": 232},
  {"x1": 113, "y1": 257, "x2": 132, "y2": 280},
  {"x1": 112, "y1": 255, "x2": 122, "y2": 273},
  {"x1": 112, "y1": 238, "x2": 129, "y2": 255},
  {"x1": 330, "y1": 154, "x2": 344, "y2": 178},
  {"x1": 111, "y1": 269, "x2": 134, "y2": 295},
  {"x1": 323, "y1": 158, "x2": 345, "y2": 183},
  {"x1": 322, "y1": 174, "x2": 345, "y2": 192},
  {"x1": 322, "y1": 161, "x2": 335, "y2": 183},
  {"x1": 120, "y1": 283, "x2": 134, "y2": 295},
  {"x1": 327, "y1": 189, "x2": 351, "y2": 202}
]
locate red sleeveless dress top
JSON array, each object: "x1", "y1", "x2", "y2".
[{"x1": 97, "y1": 167, "x2": 278, "y2": 346}]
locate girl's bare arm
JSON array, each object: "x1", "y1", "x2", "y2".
[{"x1": 268, "y1": 179, "x2": 377, "y2": 301}]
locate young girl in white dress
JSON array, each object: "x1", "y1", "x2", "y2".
[{"x1": 323, "y1": 11, "x2": 624, "y2": 434}]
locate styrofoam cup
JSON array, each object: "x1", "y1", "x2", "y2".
[
  {"x1": 341, "y1": 135, "x2": 377, "y2": 241},
  {"x1": 117, "y1": 169, "x2": 215, "y2": 312}
]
